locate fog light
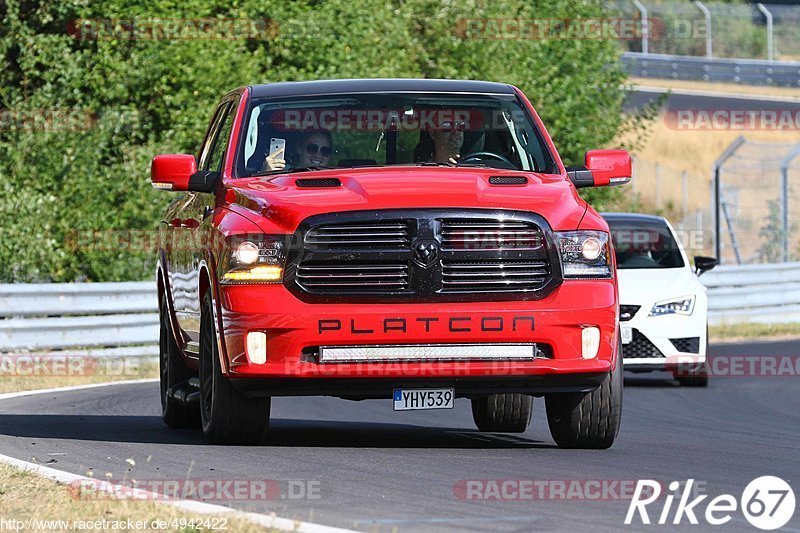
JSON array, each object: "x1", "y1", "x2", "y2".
[
  {"x1": 246, "y1": 332, "x2": 267, "y2": 364},
  {"x1": 582, "y1": 327, "x2": 600, "y2": 359}
]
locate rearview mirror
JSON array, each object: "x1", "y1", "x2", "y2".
[
  {"x1": 694, "y1": 256, "x2": 717, "y2": 276},
  {"x1": 567, "y1": 149, "x2": 632, "y2": 188}
]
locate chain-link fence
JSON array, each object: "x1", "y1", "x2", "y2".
[
  {"x1": 611, "y1": 1, "x2": 798, "y2": 61},
  {"x1": 714, "y1": 138, "x2": 800, "y2": 265},
  {"x1": 630, "y1": 158, "x2": 714, "y2": 258}
]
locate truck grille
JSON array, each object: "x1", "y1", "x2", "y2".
[
  {"x1": 288, "y1": 209, "x2": 560, "y2": 302},
  {"x1": 441, "y1": 260, "x2": 549, "y2": 292},
  {"x1": 296, "y1": 264, "x2": 410, "y2": 293},
  {"x1": 440, "y1": 219, "x2": 544, "y2": 251},
  {"x1": 305, "y1": 221, "x2": 411, "y2": 248}
]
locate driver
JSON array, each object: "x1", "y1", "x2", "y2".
[{"x1": 414, "y1": 119, "x2": 465, "y2": 164}]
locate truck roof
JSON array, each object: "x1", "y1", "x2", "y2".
[{"x1": 248, "y1": 78, "x2": 516, "y2": 98}]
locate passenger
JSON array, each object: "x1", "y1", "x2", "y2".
[{"x1": 264, "y1": 130, "x2": 333, "y2": 171}]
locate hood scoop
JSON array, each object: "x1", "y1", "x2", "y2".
[
  {"x1": 296, "y1": 177, "x2": 342, "y2": 188},
  {"x1": 488, "y1": 175, "x2": 528, "y2": 186}
]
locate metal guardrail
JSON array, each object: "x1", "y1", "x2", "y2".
[
  {"x1": 701, "y1": 262, "x2": 800, "y2": 325},
  {"x1": 0, "y1": 282, "x2": 158, "y2": 353},
  {"x1": 622, "y1": 52, "x2": 800, "y2": 87},
  {"x1": 0, "y1": 267, "x2": 797, "y2": 352}
]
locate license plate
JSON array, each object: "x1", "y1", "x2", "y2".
[
  {"x1": 621, "y1": 326, "x2": 633, "y2": 345},
  {"x1": 393, "y1": 388, "x2": 454, "y2": 411}
]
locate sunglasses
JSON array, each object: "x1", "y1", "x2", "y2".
[
  {"x1": 438, "y1": 120, "x2": 466, "y2": 131},
  {"x1": 305, "y1": 143, "x2": 332, "y2": 157}
]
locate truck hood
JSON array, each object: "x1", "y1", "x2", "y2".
[{"x1": 225, "y1": 167, "x2": 587, "y2": 233}]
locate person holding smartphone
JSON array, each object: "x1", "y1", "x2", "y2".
[{"x1": 263, "y1": 130, "x2": 333, "y2": 171}]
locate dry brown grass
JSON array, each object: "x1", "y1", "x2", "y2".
[
  {"x1": 0, "y1": 463, "x2": 276, "y2": 532},
  {"x1": 709, "y1": 322, "x2": 800, "y2": 343},
  {"x1": 0, "y1": 357, "x2": 159, "y2": 395},
  {"x1": 617, "y1": 114, "x2": 800, "y2": 227}
]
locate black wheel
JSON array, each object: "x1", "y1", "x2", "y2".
[
  {"x1": 159, "y1": 295, "x2": 200, "y2": 428},
  {"x1": 545, "y1": 340, "x2": 623, "y2": 449},
  {"x1": 674, "y1": 324, "x2": 709, "y2": 387},
  {"x1": 674, "y1": 361, "x2": 709, "y2": 387},
  {"x1": 199, "y1": 292, "x2": 270, "y2": 445},
  {"x1": 471, "y1": 394, "x2": 532, "y2": 432}
]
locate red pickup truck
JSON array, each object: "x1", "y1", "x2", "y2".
[{"x1": 152, "y1": 79, "x2": 630, "y2": 447}]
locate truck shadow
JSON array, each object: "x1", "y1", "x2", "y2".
[{"x1": 0, "y1": 414, "x2": 554, "y2": 448}]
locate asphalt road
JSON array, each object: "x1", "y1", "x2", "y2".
[{"x1": 0, "y1": 340, "x2": 798, "y2": 532}]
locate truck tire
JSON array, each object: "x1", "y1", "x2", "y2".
[
  {"x1": 159, "y1": 295, "x2": 199, "y2": 428},
  {"x1": 545, "y1": 340, "x2": 623, "y2": 449},
  {"x1": 471, "y1": 394, "x2": 532, "y2": 433},
  {"x1": 199, "y1": 292, "x2": 270, "y2": 445}
]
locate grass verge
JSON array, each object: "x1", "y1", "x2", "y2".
[
  {"x1": 0, "y1": 356, "x2": 159, "y2": 395},
  {"x1": 0, "y1": 463, "x2": 277, "y2": 532},
  {"x1": 710, "y1": 322, "x2": 800, "y2": 343}
]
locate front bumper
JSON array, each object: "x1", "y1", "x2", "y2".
[
  {"x1": 216, "y1": 280, "x2": 618, "y2": 385},
  {"x1": 621, "y1": 306, "x2": 706, "y2": 371}
]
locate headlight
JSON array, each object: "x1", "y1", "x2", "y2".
[
  {"x1": 220, "y1": 235, "x2": 288, "y2": 284},
  {"x1": 556, "y1": 231, "x2": 611, "y2": 279},
  {"x1": 649, "y1": 296, "x2": 695, "y2": 317}
]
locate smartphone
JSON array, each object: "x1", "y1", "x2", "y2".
[{"x1": 269, "y1": 137, "x2": 286, "y2": 158}]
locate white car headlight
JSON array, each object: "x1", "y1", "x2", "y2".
[{"x1": 649, "y1": 296, "x2": 695, "y2": 317}]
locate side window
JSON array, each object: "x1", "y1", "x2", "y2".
[
  {"x1": 205, "y1": 101, "x2": 237, "y2": 173},
  {"x1": 197, "y1": 104, "x2": 227, "y2": 170}
]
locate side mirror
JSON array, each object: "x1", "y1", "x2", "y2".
[
  {"x1": 151, "y1": 154, "x2": 219, "y2": 193},
  {"x1": 694, "y1": 256, "x2": 717, "y2": 276},
  {"x1": 567, "y1": 149, "x2": 632, "y2": 188},
  {"x1": 151, "y1": 154, "x2": 197, "y2": 192}
]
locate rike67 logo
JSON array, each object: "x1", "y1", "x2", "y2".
[{"x1": 626, "y1": 477, "x2": 795, "y2": 530}]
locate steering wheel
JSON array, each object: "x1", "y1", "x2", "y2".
[{"x1": 459, "y1": 151, "x2": 515, "y2": 167}]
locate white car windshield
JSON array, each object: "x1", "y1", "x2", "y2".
[{"x1": 606, "y1": 217, "x2": 686, "y2": 269}]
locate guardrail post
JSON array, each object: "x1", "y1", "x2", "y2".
[
  {"x1": 695, "y1": 1, "x2": 713, "y2": 59},
  {"x1": 780, "y1": 145, "x2": 800, "y2": 262},
  {"x1": 713, "y1": 135, "x2": 746, "y2": 262},
  {"x1": 633, "y1": 0, "x2": 649, "y2": 55},
  {"x1": 756, "y1": 3, "x2": 774, "y2": 62}
]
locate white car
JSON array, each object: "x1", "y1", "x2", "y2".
[{"x1": 603, "y1": 213, "x2": 717, "y2": 386}]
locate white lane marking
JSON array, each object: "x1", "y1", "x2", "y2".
[
  {"x1": 0, "y1": 380, "x2": 358, "y2": 533},
  {"x1": 631, "y1": 85, "x2": 800, "y2": 104}
]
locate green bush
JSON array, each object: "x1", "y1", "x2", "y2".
[{"x1": 0, "y1": 0, "x2": 638, "y2": 282}]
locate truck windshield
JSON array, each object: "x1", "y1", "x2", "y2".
[{"x1": 237, "y1": 93, "x2": 557, "y2": 177}]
